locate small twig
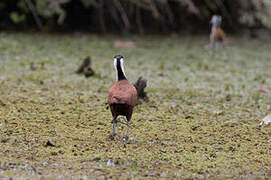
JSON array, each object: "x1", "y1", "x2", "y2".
[
  {"x1": 25, "y1": 0, "x2": 43, "y2": 30},
  {"x1": 113, "y1": 0, "x2": 130, "y2": 31},
  {"x1": 185, "y1": 0, "x2": 200, "y2": 15},
  {"x1": 149, "y1": 0, "x2": 160, "y2": 19}
]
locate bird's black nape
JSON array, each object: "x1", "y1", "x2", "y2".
[
  {"x1": 114, "y1": 55, "x2": 127, "y2": 81},
  {"x1": 114, "y1": 55, "x2": 123, "y2": 60}
]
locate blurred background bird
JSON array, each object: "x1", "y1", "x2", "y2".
[
  {"x1": 208, "y1": 15, "x2": 226, "y2": 48},
  {"x1": 76, "y1": 56, "x2": 95, "y2": 78}
]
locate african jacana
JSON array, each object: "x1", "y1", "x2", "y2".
[
  {"x1": 108, "y1": 55, "x2": 137, "y2": 141},
  {"x1": 210, "y1": 15, "x2": 226, "y2": 48}
]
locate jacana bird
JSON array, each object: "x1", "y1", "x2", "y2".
[
  {"x1": 210, "y1": 15, "x2": 226, "y2": 48},
  {"x1": 108, "y1": 55, "x2": 137, "y2": 141}
]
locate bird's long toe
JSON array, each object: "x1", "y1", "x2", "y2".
[{"x1": 124, "y1": 135, "x2": 129, "y2": 141}]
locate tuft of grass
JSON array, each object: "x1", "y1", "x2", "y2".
[{"x1": 0, "y1": 33, "x2": 271, "y2": 179}]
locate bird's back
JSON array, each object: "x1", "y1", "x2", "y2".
[{"x1": 108, "y1": 80, "x2": 137, "y2": 107}]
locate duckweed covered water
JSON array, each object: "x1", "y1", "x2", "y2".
[{"x1": 0, "y1": 33, "x2": 271, "y2": 179}]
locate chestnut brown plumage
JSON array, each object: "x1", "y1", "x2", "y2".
[
  {"x1": 108, "y1": 55, "x2": 137, "y2": 141},
  {"x1": 211, "y1": 28, "x2": 225, "y2": 44}
]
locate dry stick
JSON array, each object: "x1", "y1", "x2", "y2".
[
  {"x1": 25, "y1": 0, "x2": 43, "y2": 30},
  {"x1": 184, "y1": 0, "x2": 200, "y2": 15},
  {"x1": 113, "y1": 0, "x2": 130, "y2": 31},
  {"x1": 149, "y1": 0, "x2": 160, "y2": 19}
]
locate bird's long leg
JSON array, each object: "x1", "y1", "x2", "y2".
[
  {"x1": 112, "y1": 117, "x2": 117, "y2": 137},
  {"x1": 124, "y1": 110, "x2": 133, "y2": 141},
  {"x1": 211, "y1": 37, "x2": 215, "y2": 49},
  {"x1": 116, "y1": 118, "x2": 118, "y2": 136},
  {"x1": 124, "y1": 121, "x2": 130, "y2": 141}
]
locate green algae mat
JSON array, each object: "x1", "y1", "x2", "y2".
[{"x1": 0, "y1": 33, "x2": 271, "y2": 179}]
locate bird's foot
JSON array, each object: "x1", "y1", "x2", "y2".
[
  {"x1": 108, "y1": 134, "x2": 115, "y2": 141},
  {"x1": 124, "y1": 135, "x2": 129, "y2": 141},
  {"x1": 118, "y1": 120, "x2": 128, "y2": 126}
]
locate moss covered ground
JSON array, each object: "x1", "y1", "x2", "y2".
[{"x1": 0, "y1": 33, "x2": 271, "y2": 179}]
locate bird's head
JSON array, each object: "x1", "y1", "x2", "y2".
[
  {"x1": 113, "y1": 55, "x2": 126, "y2": 81},
  {"x1": 114, "y1": 55, "x2": 124, "y2": 63},
  {"x1": 211, "y1": 15, "x2": 222, "y2": 27}
]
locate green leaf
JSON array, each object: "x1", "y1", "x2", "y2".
[{"x1": 9, "y1": 11, "x2": 26, "y2": 24}]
